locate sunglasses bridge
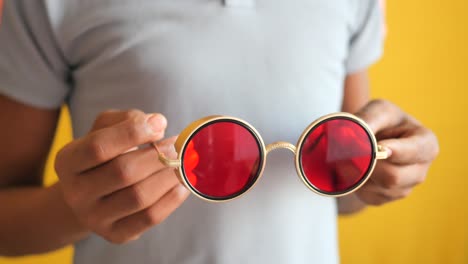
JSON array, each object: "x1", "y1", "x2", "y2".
[{"x1": 265, "y1": 141, "x2": 297, "y2": 155}]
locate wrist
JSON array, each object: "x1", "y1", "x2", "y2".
[{"x1": 46, "y1": 183, "x2": 90, "y2": 243}]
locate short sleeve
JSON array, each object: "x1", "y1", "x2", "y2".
[
  {"x1": 0, "y1": 1, "x2": 69, "y2": 109},
  {"x1": 345, "y1": 0, "x2": 384, "y2": 74}
]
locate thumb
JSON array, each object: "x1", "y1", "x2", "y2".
[
  {"x1": 91, "y1": 109, "x2": 163, "y2": 131},
  {"x1": 155, "y1": 135, "x2": 179, "y2": 159},
  {"x1": 354, "y1": 99, "x2": 405, "y2": 134}
]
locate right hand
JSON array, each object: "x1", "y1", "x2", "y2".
[{"x1": 55, "y1": 110, "x2": 190, "y2": 244}]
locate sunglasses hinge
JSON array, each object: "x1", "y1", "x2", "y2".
[{"x1": 376, "y1": 145, "x2": 390, "y2": 160}]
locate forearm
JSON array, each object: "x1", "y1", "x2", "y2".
[{"x1": 0, "y1": 183, "x2": 89, "y2": 256}]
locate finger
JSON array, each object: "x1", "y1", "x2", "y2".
[
  {"x1": 354, "y1": 99, "x2": 405, "y2": 134},
  {"x1": 371, "y1": 162, "x2": 428, "y2": 189},
  {"x1": 60, "y1": 113, "x2": 167, "y2": 173},
  {"x1": 92, "y1": 167, "x2": 180, "y2": 223},
  {"x1": 375, "y1": 122, "x2": 413, "y2": 141},
  {"x1": 91, "y1": 109, "x2": 131, "y2": 131},
  {"x1": 77, "y1": 146, "x2": 168, "y2": 198},
  {"x1": 155, "y1": 135, "x2": 179, "y2": 159},
  {"x1": 93, "y1": 110, "x2": 155, "y2": 153},
  {"x1": 111, "y1": 184, "x2": 190, "y2": 243},
  {"x1": 379, "y1": 127, "x2": 439, "y2": 164},
  {"x1": 355, "y1": 183, "x2": 392, "y2": 206},
  {"x1": 91, "y1": 110, "x2": 171, "y2": 132},
  {"x1": 358, "y1": 180, "x2": 412, "y2": 202}
]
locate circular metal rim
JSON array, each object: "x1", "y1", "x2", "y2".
[
  {"x1": 294, "y1": 113, "x2": 379, "y2": 197},
  {"x1": 177, "y1": 116, "x2": 267, "y2": 202}
]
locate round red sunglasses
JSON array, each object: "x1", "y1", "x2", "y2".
[{"x1": 153, "y1": 113, "x2": 388, "y2": 202}]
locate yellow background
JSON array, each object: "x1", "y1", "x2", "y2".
[{"x1": 1, "y1": 0, "x2": 467, "y2": 263}]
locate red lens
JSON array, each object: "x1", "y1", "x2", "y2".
[
  {"x1": 299, "y1": 118, "x2": 374, "y2": 194},
  {"x1": 182, "y1": 120, "x2": 262, "y2": 200}
]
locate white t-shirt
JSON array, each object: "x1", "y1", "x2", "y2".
[{"x1": 0, "y1": 1, "x2": 383, "y2": 263}]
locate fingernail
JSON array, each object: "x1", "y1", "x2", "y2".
[
  {"x1": 146, "y1": 114, "x2": 167, "y2": 133},
  {"x1": 383, "y1": 146, "x2": 393, "y2": 157}
]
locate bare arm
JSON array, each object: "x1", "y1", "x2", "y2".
[
  {"x1": 337, "y1": 70, "x2": 371, "y2": 215},
  {"x1": 0, "y1": 95, "x2": 87, "y2": 256}
]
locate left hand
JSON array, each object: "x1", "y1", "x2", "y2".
[{"x1": 354, "y1": 99, "x2": 439, "y2": 206}]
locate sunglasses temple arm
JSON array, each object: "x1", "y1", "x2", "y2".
[
  {"x1": 376, "y1": 145, "x2": 390, "y2": 160},
  {"x1": 152, "y1": 142, "x2": 181, "y2": 167}
]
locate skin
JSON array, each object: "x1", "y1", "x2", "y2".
[
  {"x1": 0, "y1": 71, "x2": 439, "y2": 256},
  {"x1": 338, "y1": 71, "x2": 439, "y2": 213}
]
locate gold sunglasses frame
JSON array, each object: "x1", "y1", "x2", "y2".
[{"x1": 153, "y1": 112, "x2": 388, "y2": 202}]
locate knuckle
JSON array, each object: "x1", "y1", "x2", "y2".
[
  {"x1": 382, "y1": 170, "x2": 401, "y2": 189},
  {"x1": 357, "y1": 99, "x2": 388, "y2": 120},
  {"x1": 124, "y1": 115, "x2": 147, "y2": 142},
  {"x1": 64, "y1": 177, "x2": 95, "y2": 208},
  {"x1": 356, "y1": 192, "x2": 379, "y2": 206},
  {"x1": 371, "y1": 98, "x2": 391, "y2": 110},
  {"x1": 399, "y1": 189, "x2": 412, "y2": 199},
  {"x1": 365, "y1": 196, "x2": 387, "y2": 206},
  {"x1": 64, "y1": 190, "x2": 82, "y2": 206},
  {"x1": 390, "y1": 189, "x2": 412, "y2": 200},
  {"x1": 124, "y1": 109, "x2": 145, "y2": 120},
  {"x1": 54, "y1": 143, "x2": 74, "y2": 176},
  {"x1": 358, "y1": 189, "x2": 392, "y2": 206},
  {"x1": 370, "y1": 98, "x2": 386, "y2": 106},
  {"x1": 171, "y1": 186, "x2": 189, "y2": 204},
  {"x1": 428, "y1": 131, "x2": 440, "y2": 159},
  {"x1": 79, "y1": 213, "x2": 100, "y2": 230},
  {"x1": 142, "y1": 209, "x2": 164, "y2": 226},
  {"x1": 126, "y1": 185, "x2": 147, "y2": 210},
  {"x1": 111, "y1": 158, "x2": 134, "y2": 185},
  {"x1": 54, "y1": 149, "x2": 67, "y2": 176},
  {"x1": 374, "y1": 195, "x2": 392, "y2": 206},
  {"x1": 98, "y1": 109, "x2": 116, "y2": 118},
  {"x1": 417, "y1": 127, "x2": 439, "y2": 161},
  {"x1": 95, "y1": 110, "x2": 114, "y2": 124},
  {"x1": 86, "y1": 136, "x2": 107, "y2": 163},
  {"x1": 371, "y1": 200, "x2": 386, "y2": 206},
  {"x1": 63, "y1": 193, "x2": 82, "y2": 211},
  {"x1": 105, "y1": 233, "x2": 129, "y2": 245},
  {"x1": 62, "y1": 181, "x2": 87, "y2": 207},
  {"x1": 414, "y1": 173, "x2": 427, "y2": 185}
]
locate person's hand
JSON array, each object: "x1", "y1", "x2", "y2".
[
  {"x1": 354, "y1": 99, "x2": 439, "y2": 205},
  {"x1": 55, "y1": 110, "x2": 189, "y2": 244}
]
